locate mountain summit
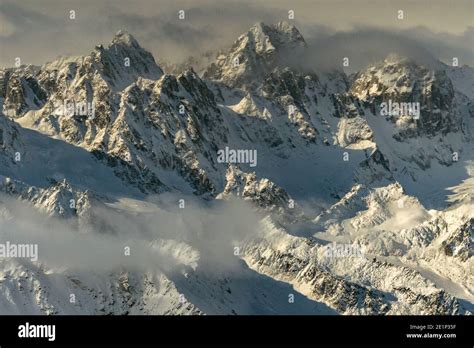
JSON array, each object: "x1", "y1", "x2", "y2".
[
  {"x1": 91, "y1": 30, "x2": 163, "y2": 89},
  {"x1": 204, "y1": 21, "x2": 306, "y2": 88}
]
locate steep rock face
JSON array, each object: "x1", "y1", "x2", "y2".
[
  {"x1": 6, "y1": 35, "x2": 230, "y2": 194},
  {"x1": 0, "y1": 34, "x2": 168, "y2": 194},
  {"x1": 350, "y1": 54, "x2": 457, "y2": 138},
  {"x1": 94, "y1": 69, "x2": 228, "y2": 195},
  {"x1": 344, "y1": 55, "x2": 472, "y2": 194},
  {"x1": 440, "y1": 218, "x2": 473, "y2": 261},
  {"x1": 258, "y1": 68, "x2": 322, "y2": 143},
  {"x1": 0, "y1": 66, "x2": 47, "y2": 118},
  {"x1": 356, "y1": 148, "x2": 393, "y2": 184},
  {"x1": 25, "y1": 31, "x2": 163, "y2": 138},
  {"x1": 0, "y1": 113, "x2": 24, "y2": 165},
  {"x1": 217, "y1": 165, "x2": 303, "y2": 222},
  {"x1": 205, "y1": 21, "x2": 350, "y2": 146},
  {"x1": 1, "y1": 31, "x2": 162, "y2": 120},
  {"x1": 336, "y1": 116, "x2": 374, "y2": 148},
  {"x1": 90, "y1": 30, "x2": 163, "y2": 91},
  {"x1": 29, "y1": 30, "x2": 163, "y2": 146}
]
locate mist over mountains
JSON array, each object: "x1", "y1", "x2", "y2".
[{"x1": 1, "y1": 0, "x2": 473, "y2": 70}]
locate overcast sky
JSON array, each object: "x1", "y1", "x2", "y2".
[{"x1": 0, "y1": 0, "x2": 473, "y2": 69}]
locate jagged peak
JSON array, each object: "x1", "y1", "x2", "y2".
[
  {"x1": 35, "y1": 29, "x2": 163, "y2": 93},
  {"x1": 244, "y1": 21, "x2": 305, "y2": 51},
  {"x1": 84, "y1": 30, "x2": 164, "y2": 89},
  {"x1": 353, "y1": 53, "x2": 451, "y2": 97},
  {"x1": 93, "y1": 30, "x2": 146, "y2": 56},
  {"x1": 111, "y1": 30, "x2": 140, "y2": 48},
  {"x1": 248, "y1": 21, "x2": 304, "y2": 40}
]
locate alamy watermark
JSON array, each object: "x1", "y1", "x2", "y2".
[
  {"x1": 380, "y1": 100, "x2": 420, "y2": 120},
  {"x1": 18, "y1": 322, "x2": 55, "y2": 341},
  {"x1": 323, "y1": 242, "x2": 363, "y2": 258},
  {"x1": 53, "y1": 100, "x2": 95, "y2": 120},
  {"x1": 0, "y1": 241, "x2": 38, "y2": 262},
  {"x1": 217, "y1": 146, "x2": 257, "y2": 167}
]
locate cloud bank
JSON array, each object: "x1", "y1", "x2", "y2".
[
  {"x1": 0, "y1": 0, "x2": 472, "y2": 71},
  {"x1": 0, "y1": 193, "x2": 262, "y2": 274}
]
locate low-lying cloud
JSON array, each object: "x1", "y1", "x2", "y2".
[{"x1": 0, "y1": 193, "x2": 262, "y2": 274}]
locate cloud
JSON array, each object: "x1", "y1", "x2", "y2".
[
  {"x1": 0, "y1": 192, "x2": 262, "y2": 274},
  {"x1": 0, "y1": 0, "x2": 282, "y2": 67},
  {"x1": 294, "y1": 26, "x2": 451, "y2": 73},
  {"x1": 0, "y1": 0, "x2": 472, "y2": 72}
]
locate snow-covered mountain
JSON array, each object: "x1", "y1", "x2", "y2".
[{"x1": 0, "y1": 22, "x2": 472, "y2": 315}]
